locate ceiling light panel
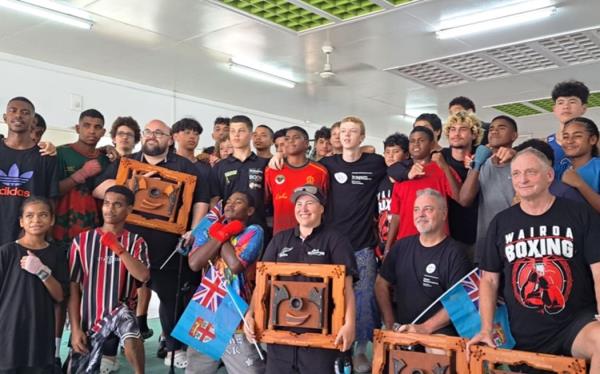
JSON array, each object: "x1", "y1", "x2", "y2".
[
  {"x1": 438, "y1": 54, "x2": 509, "y2": 80},
  {"x1": 485, "y1": 44, "x2": 556, "y2": 72},
  {"x1": 538, "y1": 33, "x2": 600, "y2": 64},
  {"x1": 528, "y1": 98, "x2": 554, "y2": 112},
  {"x1": 215, "y1": 0, "x2": 418, "y2": 32},
  {"x1": 492, "y1": 103, "x2": 542, "y2": 117},
  {"x1": 301, "y1": 0, "x2": 382, "y2": 20},
  {"x1": 219, "y1": 0, "x2": 331, "y2": 32},
  {"x1": 388, "y1": 28, "x2": 600, "y2": 88},
  {"x1": 489, "y1": 92, "x2": 600, "y2": 118}
]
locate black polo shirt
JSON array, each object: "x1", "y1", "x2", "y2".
[
  {"x1": 210, "y1": 152, "x2": 269, "y2": 228},
  {"x1": 262, "y1": 224, "x2": 358, "y2": 281},
  {"x1": 94, "y1": 151, "x2": 210, "y2": 270}
]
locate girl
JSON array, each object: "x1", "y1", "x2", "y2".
[
  {"x1": 0, "y1": 196, "x2": 68, "y2": 373},
  {"x1": 561, "y1": 117, "x2": 600, "y2": 212}
]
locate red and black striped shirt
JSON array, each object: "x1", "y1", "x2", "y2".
[{"x1": 69, "y1": 228, "x2": 149, "y2": 332}]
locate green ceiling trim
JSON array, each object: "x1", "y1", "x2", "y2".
[
  {"x1": 588, "y1": 92, "x2": 600, "y2": 107},
  {"x1": 302, "y1": 0, "x2": 382, "y2": 20},
  {"x1": 492, "y1": 103, "x2": 542, "y2": 117},
  {"x1": 388, "y1": 0, "x2": 413, "y2": 6},
  {"x1": 528, "y1": 98, "x2": 554, "y2": 112},
  {"x1": 220, "y1": 0, "x2": 332, "y2": 31}
]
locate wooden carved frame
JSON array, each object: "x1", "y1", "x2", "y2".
[
  {"x1": 253, "y1": 261, "x2": 346, "y2": 349},
  {"x1": 372, "y1": 329, "x2": 469, "y2": 374},
  {"x1": 469, "y1": 345, "x2": 586, "y2": 374},
  {"x1": 115, "y1": 158, "x2": 196, "y2": 234}
]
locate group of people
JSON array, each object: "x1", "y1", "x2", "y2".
[{"x1": 0, "y1": 78, "x2": 599, "y2": 374}]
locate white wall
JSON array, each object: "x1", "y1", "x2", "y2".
[{"x1": 0, "y1": 52, "x2": 384, "y2": 151}]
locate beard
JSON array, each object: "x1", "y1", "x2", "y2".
[{"x1": 142, "y1": 141, "x2": 167, "y2": 156}]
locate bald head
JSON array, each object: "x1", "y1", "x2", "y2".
[{"x1": 146, "y1": 119, "x2": 170, "y2": 133}]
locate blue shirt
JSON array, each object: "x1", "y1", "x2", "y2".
[
  {"x1": 576, "y1": 157, "x2": 600, "y2": 193},
  {"x1": 547, "y1": 134, "x2": 570, "y2": 179}
]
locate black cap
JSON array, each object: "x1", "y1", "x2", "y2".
[{"x1": 290, "y1": 184, "x2": 326, "y2": 206}]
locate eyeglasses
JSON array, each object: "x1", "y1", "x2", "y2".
[
  {"x1": 142, "y1": 129, "x2": 170, "y2": 139},
  {"x1": 116, "y1": 131, "x2": 134, "y2": 139}
]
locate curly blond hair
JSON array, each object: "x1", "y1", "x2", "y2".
[{"x1": 443, "y1": 111, "x2": 484, "y2": 146}]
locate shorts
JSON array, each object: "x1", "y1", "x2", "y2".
[
  {"x1": 266, "y1": 344, "x2": 340, "y2": 374},
  {"x1": 516, "y1": 308, "x2": 596, "y2": 356}
]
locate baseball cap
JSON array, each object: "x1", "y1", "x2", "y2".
[{"x1": 290, "y1": 184, "x2": 326, "y2": 205}]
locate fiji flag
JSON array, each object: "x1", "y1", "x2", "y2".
[
  {"x1": 440, "y1": 268, "x2": 516, "y2": 349},
  {"x1": 172, "y1": 265, "x2": 248, "y2": 360}
]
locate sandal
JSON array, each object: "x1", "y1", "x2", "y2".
[{"x1": 164, "y1": 350, "x2": 188, "y2": 369}]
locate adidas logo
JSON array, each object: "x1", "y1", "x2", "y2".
[{"x1": 0, "y1": 164, "x2": 34, "y2": 187}]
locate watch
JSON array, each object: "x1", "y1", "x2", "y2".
[{"x1": 36, "y1": 267, "x2": 52, "y2": 282}]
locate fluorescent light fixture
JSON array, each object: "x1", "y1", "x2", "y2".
[
  {"x1": 0, "y1": 0, "x2": 93, "y2": 29},
  {"x1": 229, "y1": 59, "x2": 296, "y2": 88},
  {"x1": 436, "y1": 0, "x2": 555, "y2": 39}
]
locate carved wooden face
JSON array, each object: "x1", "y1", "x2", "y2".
[
  {"x1": 388, "y1": 349, "x2": 451, "y2": 374},
  {"x1": 269, "y1": 280, "x2": 329, "y2": 330},
  {"x1": 127, "y1": 174, "x2": 180, "y2": 220}
]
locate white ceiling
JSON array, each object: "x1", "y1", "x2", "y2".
[{"x1": 0, "y1": 0, "x2": 599, "y2": 139}]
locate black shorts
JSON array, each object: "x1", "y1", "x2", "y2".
[
  {"x1": 266, "y1": 344, "x2": 341, "y2": 374},
  {"x1": 517, "y1": 308, "x2": 595, "y2": 356}
]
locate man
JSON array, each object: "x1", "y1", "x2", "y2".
[
  {"x1": 386, "y1": 127, "x2": 460, "y2": 249},
  {"x1": 110, "y1": 116, "x2": 141, "y2": 156},
  {"x1": 547, "y1": 80, "x2": 589, "y2": 178},
  {"x1": 448, "y1": 96, "x2": 490, "y2": 146},
  {"x1": 31, "y1": 112, "x2": 47, "y2": 144},
  {"x1": 210, "y1": 115, "x2": 269, "y2": 233},
  {"x1": 53, "y1": 109, "x2": 111, "y2": 248},
  {"x1": 244, "y1": 185, "x2": 357, "y2": 373},
  {"x1": 186, "y1": 191, "x2": 265, "y2": 374},
  {"x1": 376, "y1": 133, "x2": 409, "y2": 258},
  {"x1": 457, "y1": 115, "x2": 518, "y2": 262},
  {"x1": 469, "y1": 148, "x2": 600, "y2": 371},
  {"x1": 414, "y1": 113, "x2": 443, "y2": 152},
  {"x1": 330, "y1": 121, "x2": 342, "y2": 155},
  {"x1": 265, "y1": 126, "x2": 329, "y2": 235},
  {"x1": 273, "y1": 128, "x2": 287, "y2": 155},
  {"x1": 212, "y1": 117, "x2": 230, "y2": 144},
  {"x1": 94, "y1": 119, "x2": 211, "y2": 367},
  {"x1": 0, "y1": 96, "x2": 59, "y2": 246},
  {"x1": 376, "y1": 189, "x2": 471, "y2": 334},
  {"x1": 253, "y1": 124, "x2": 274, "y2": 159},
  {"x1": 68, "y1": 185, "x2": 149, "y2": 374},
  {"x1": 319, "y1": 116, "x2": 386, "y2": 372},
  {"x1": 313, "y1": 126, "x2": 333, "y2": 161},
  {"x1": 172, "y1": 117, "x2": 210, "y2": 181}
]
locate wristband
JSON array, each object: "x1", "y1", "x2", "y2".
[{"x1": 36, "y1": 266, "x2": 51, "y2": 281}]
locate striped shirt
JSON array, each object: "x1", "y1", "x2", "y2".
[{"x1": 69, "y1": 228, "x2": 149, "y2": 332}]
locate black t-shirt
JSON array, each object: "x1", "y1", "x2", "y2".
[
  {"x1": 380, "y1": 235, "x2": 472, "y2": 335},
  {"x1": 0, "y1": 242, "x2": 68, "y2": 369},
  {"x1": 320, "y1": 153, "x2": 387, "y2": 250},
  {"x1": 0, "y1": 140, "x2": 60, "y2": 245},
  {"x1": 210, "y1": 153, "x2": 269, "y2": 229},
  {"x1": 480, "y1": 198, "x2": 600, "y2": 352},
  {"x1": 376, "y1": 177, "x2": 393, "y2": 249},
  {"x1": 440, "y1": 148, "x2": 477, "y2": 245},
  {"x1": 95, "y1": 151, "x2": 210, "y2": 270},
  {"x1": 262, "y1": 225, "x2": 358, "y2": 280}
]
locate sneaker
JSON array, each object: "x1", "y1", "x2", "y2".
[
  {"x1": 156, "y1": 336, "x2": 167, "y2": 359},
  {"x1": 164, "y1": 350, "x2": 187, "y2": 369},
  {"x1": 100, "y1": 356, "x2": 120, "y2": 374},
  {"x1": 352, "y1": 353, "x2": 371, "y2": 373},
  {"x1": 141, "y1": 328, "x2": 154, "y2": 340}
]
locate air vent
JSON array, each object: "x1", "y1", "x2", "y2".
[
  {"x1": 387, "y1": 28, "x2": 600, "y2": 87},
  {"x1": 487, "y1": 91, "x2": 600, "y2": 118}
]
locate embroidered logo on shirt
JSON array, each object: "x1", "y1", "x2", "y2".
[
  {"x1": 0, "y1": 164, "x2": 33, "y2": 187},
  {"x1": 307, "y1": 248, "x2": 325, "y2": 256},
  {"x1": 249, "y1": 168, "x2": 263, "y2": 190},
  {"x1": 426, "y1": 263, "x2": 436, "y2": 274},
  {"x1": 275, "y1": 175, "x2": 286, "y2": 185},
  {"x1": 334, "y1": 172, "x2": 348, "y2": 184},
  {"x1": 278, "y1": 247, "x2": 293, "y2": 257}
]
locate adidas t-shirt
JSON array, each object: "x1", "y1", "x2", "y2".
[{"x1": 0, "y1": 140, "x2": 59, "y2": 245}]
